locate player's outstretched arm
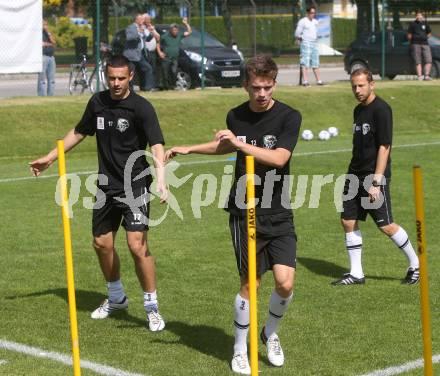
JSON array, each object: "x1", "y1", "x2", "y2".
[
  {"x1": 29, "y1": 129, "x2": 86, "y2": 177},
  {"x1": 216, "y1": 129, "x2": 291, "y2": 169},
  {"x1": 164, "y1": 140, "x2": 235, "y2": 162},
  {"x1": 151, "y1": 143, "x2": 168, "y2": 204}
]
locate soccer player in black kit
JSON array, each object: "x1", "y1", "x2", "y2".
[
  {"x1": 30, "y1": 55, "x2": 168, "y2": 332},
  {"x1": 332, "y1": 68, "x2": 420, "y2": 286},
  {"x1": 165, "y1": 55, "x2": 301, "y2": 374}
]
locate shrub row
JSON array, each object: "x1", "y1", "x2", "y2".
[
  {"x1": 109, "y1": 15, "x2": 356, "y2": 53},
  {"x1": 50, "y1": 15, "x2": 356, "y2": 52}
]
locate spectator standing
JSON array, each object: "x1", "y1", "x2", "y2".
[
  {"x1": 294, "y1": 6, "x2": 323, "y2": 87},
  {"x1": 407, "y1": 11, "x2": 432, "y2": 81},
  {"x1": 157, "y1": 18, "x2": 192, "y2": 90},
  {"x1": 143, "y1": 13, "x2": 161, "y2": 90},
  {"x1": 123, "y1": 14, "x2": 155, "y2": 91},
  {"x1": 38, "y1": 19, "x2": 56, "y2": 96}
]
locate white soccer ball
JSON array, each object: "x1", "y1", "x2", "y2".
[
  {"x1": 328, "y1": 126, "x2": 339, "y2": 137},
  {"x1": 301, "y1": 129, "x2": 314, "y2": 141},
  {"x1": 318, "y1": 130, "x2": 331, "y2": 141}
]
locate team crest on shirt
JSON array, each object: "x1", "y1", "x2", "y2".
[
  {"x1": 237, "y1": 136, "x2": 247, "y2": 143},
  {"x1": 362, "y1": 123, "x2": 370, "y2": 135},
  {"x1": 263, "y1": 135, "x2": 277, "y2": 149},
  {"x1": 116, "y1": 118, "x2": 129, "y2": 133}
]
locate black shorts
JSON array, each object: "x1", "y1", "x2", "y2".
[
  {"x1": 92, "y1": 187, "x2": 150, "y2": 236},
  {"x1": 341, "y1": 178, "x2": 393, "y2": 227},
  {"x1": 229, "y1": 212, "x2": 297, "y2": 277}
]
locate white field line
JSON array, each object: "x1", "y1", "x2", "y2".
[
  {"x1": 359, "y1": 354, "x2": 440, "y2": 376},
  {"x1": 1, "y1": 140, "x2": 439, "y2": 184},
  {"x1": 0, "y1": 339, "x2": 146, "y2": 376}
]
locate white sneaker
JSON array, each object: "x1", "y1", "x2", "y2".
[
  {"x1": 146, "y1": 309, "x2": 165, "y2": 332},
  {"x1": 231, "y1": 352, "x2": 251, "y2": 375},
  {"x1": 91, "y1": 297, "x2": 128, "y2": 319},
  {"x1": 261, "y1": 327, "x2": 284, "y2": 367}
]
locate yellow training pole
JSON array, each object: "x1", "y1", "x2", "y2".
[
  {"x1": 246, "y1": 156, "x2": 258, "y2": 376},
  {"x1": 57, "y1": 140, "x2": 81, "y2": 376},
  {"x1": 413, "y1": 166, "x2": 432, "y2": 376}
]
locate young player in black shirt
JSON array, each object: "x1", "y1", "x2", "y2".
[
  {"x1": 332, "y1": 68, "x2": 420, "y2": 286},
  {"x1": 29, "y1": 55, "x2": 168, "y2": 332},
  {"x1": 165, "y1": 55, "x2": 301, "y2": 374}
]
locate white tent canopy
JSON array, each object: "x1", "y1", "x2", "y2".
[{"x1": 0, "y1": 0, "x2": 42, "y2": 73}]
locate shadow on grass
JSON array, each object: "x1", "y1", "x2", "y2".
[
  {"x1": 297, "y1": 257, "x2": 401, "y2": 281},
  {"x1": 151, "y1": 321, "x2": 233, "y2": 362},
  {"x1": 6, "y1": 288, "x2": 106, "y2": 312},
  {"x1": 6, "y1": 288, "x2": 234, "y2": 361},
  {"x1": 297, "y1": 257, "x2": 346, "y2": 278},
  {"x1": 6, "y1": 288, "x2": 149, "y2": 328}
]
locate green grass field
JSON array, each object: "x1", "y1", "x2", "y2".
[{"x1": 0, "y1": 82, "x2": 439, "y2": 376}]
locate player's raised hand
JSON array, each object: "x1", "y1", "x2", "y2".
[
  {"x1": 182, "y1": 17, "x2": 188, "y2": 25},
  {"x1": 29, "y1": 155, "x2": 53, "y2": 177}
]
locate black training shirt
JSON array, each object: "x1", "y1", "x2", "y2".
[
  {"x1": 407, "y1": 21, "x2": 431, "y2": 45},
  {"x1": 43, "y1": 30, "x2": 54, "y2": 56},
  {"x1": 75, "y1": 90, "x2": 164, "y2": 196},
  {"x1": 348, "y1": 96, "x2": 392, "y2": 178},
  {"x1": 225, "y1": 100, "x2": 301, "y2": 217}
]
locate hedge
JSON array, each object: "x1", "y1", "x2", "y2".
[
  {"x1": 109, "y1": 15, "x2": 357, "y2": 53},
  {"x1": 49, "y1": 17, "x2": 93, "y2": 48},
  {"x1": 50, "y1": 15, "x2": 356, "y2": 52},
  {"x1": 332, "y1": 18, "x2": 357, "y2": 50}
]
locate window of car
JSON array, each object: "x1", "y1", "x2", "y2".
[
  {"x1": 181, "y1": 29, "x2": 225, "y2": 48},
  {"x1": 369, "y1": 33, "x2": 380, "y2": 45},
  {"x1": 393, "y1": 31, "x2": 409, "y2": 47},
  {"x1": 428, "y1": 35, "x2": 440, "y2": 46}
]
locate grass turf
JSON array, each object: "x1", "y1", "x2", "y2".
[{"x1": 0, "y1": 81, "x2": 439, "y2": 375}]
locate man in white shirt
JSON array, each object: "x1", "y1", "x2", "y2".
[{"x1": 294, "y1": 6, "x2": 323, "y2": 86}]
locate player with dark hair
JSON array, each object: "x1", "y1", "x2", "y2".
[
  {"x1": 332, "y1": 68, "x2": 420, "y2": 286},
  {"x1": 29, "y1": 55, "x2": 168, "y2": 331},
  {"x1": 165, "y1": 55, "x2": 301, "y2": 374}
]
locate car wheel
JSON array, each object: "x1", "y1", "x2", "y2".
[
  {"x1": 430, "y1": 62, "x2": 439, "y2": 78},
  {"x1": 175, "y1": 70, "x2": 192, "y2": 90},
  {"x1": 350, "y1": 60, "x2": 367, "y2": 74},
  {"x1": 386, "y1": 74, "x2": 396, "y2": 80}
]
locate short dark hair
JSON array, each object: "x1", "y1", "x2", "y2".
[
  {"x1": 350, "y1": 68, "x2": 373, "y2": 82},
  {"x1": 244, "y1": 55, "x2": 278, "y2": 82},
  {"x1": 106, "y1": 55, "x2": 134, "y2": 73},
  {"x1": 307, "y1": 6, "x2": 316, "y2": 13}
]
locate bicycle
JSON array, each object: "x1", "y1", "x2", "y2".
[
  {"x1": 89, "y1": 43, "x2": 111, "y2": 93},
  {"x1": 68, "y1": 54, "x2": 92, "y2": 95},
  {"x1": 68, "y1": 44, "x2": 110, "y2": 95}
]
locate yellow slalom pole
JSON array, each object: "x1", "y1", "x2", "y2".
[
  {"x1": 246, "y1": 156, "x2": 258, "y2": 376},
  {"x1": 413, "y1": 166, "x2": 432, "y2": 376},
  {"x1": 57, "y1": 140, "x2": 81, "y2": 376}
]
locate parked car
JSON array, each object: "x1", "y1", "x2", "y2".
[
  {"x1": 344, "y1": 30, "x2": 440, "y2": 79},
  {"x1": 155, "y1": 25, "x2": 245, "y2": 89}
]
